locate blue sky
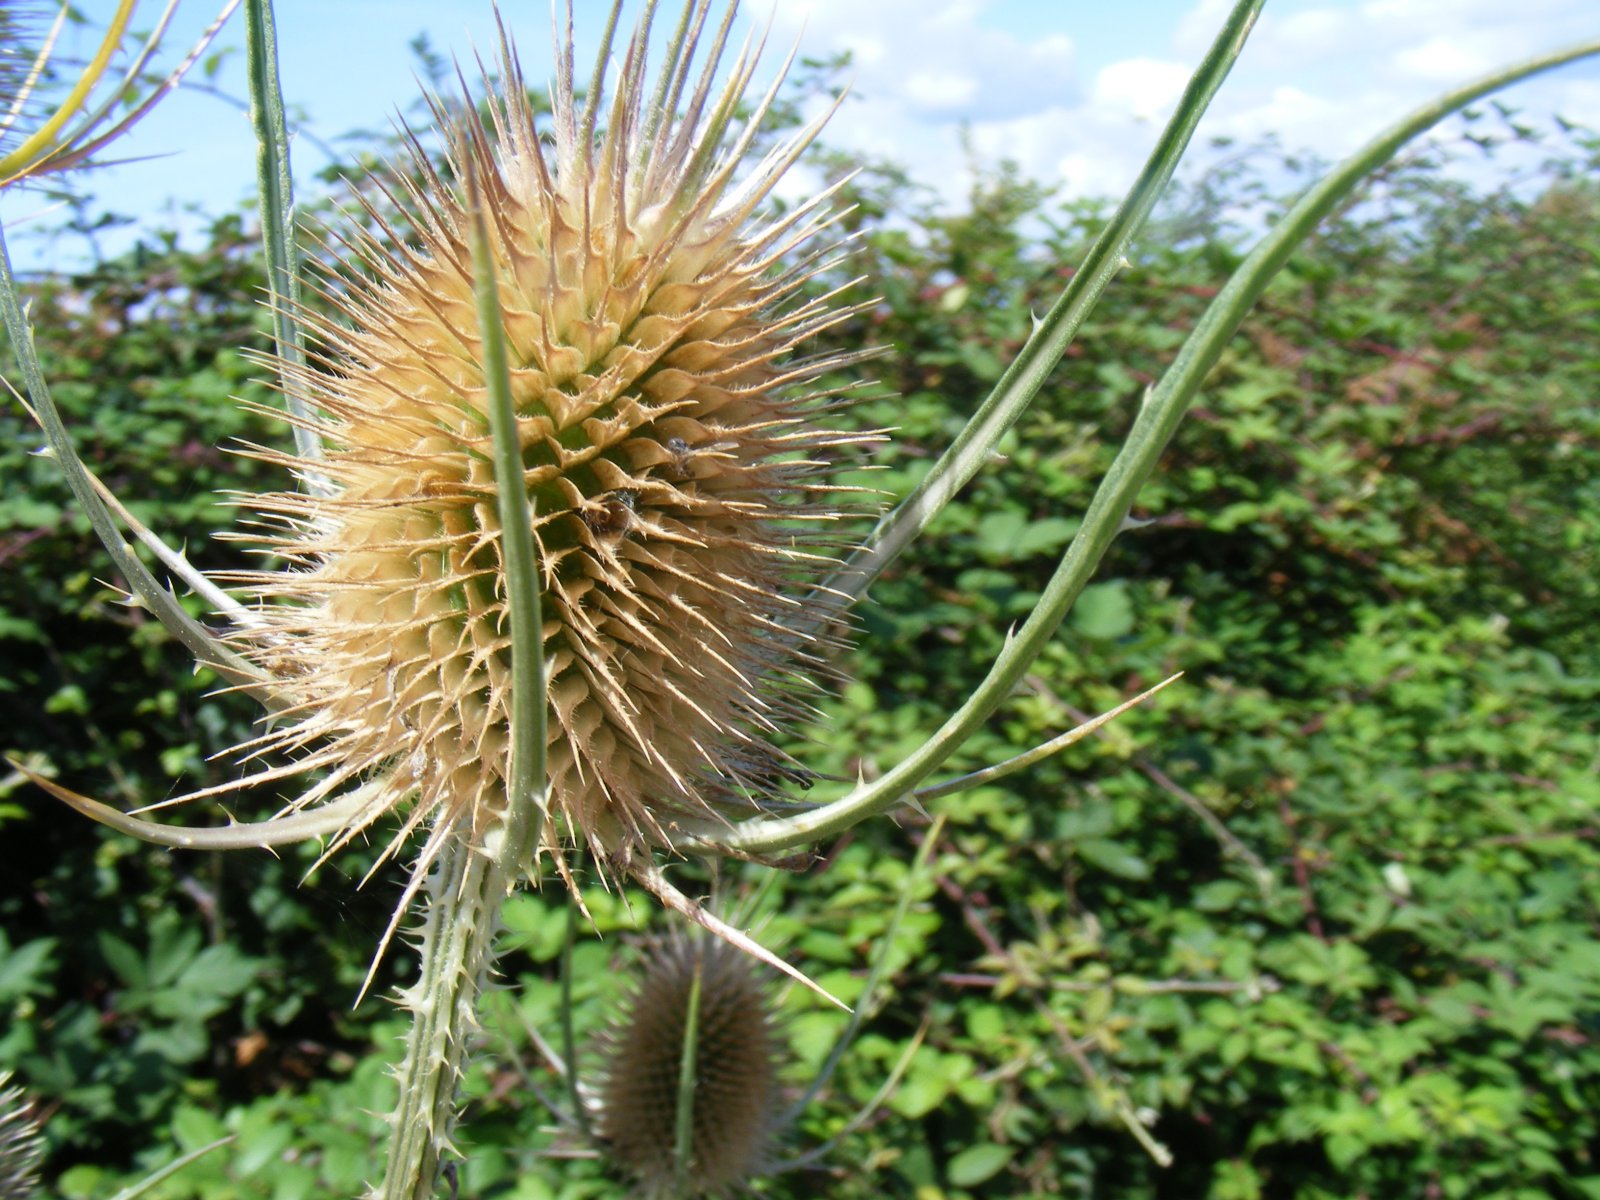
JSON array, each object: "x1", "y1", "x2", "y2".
[{"x1": 4, "y1": 0, "x2": 1597, "y2": 269}]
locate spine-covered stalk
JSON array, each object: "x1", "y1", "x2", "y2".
[
  {"x1": 377, "y1": 113, "x2": 551, "y2": 1200},
  {"x1": 377, "y1": 834, "x2": 507, "y2": 1200}
]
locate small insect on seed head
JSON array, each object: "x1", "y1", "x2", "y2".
[
  {"x1": 667, "y1": 436, "x2": 696, "y2": 477},
  {"x1": 197, "y1": 0, "x2": 882, "y2": 935}
]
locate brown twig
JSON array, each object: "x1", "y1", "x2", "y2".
[
  {"x1": 1276, "y1": 783, "x2": 1326, "y2": 942},
  {"x1": 1027, "y1": 677, "x2": 1273, "y2": 889}
]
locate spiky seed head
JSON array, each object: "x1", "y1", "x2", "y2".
[
  {"x1": 0, "y1": 1072, "x2": 43, "y2": 1200},
  {"x1": 218, "y1": 0, "x2": 875, "y2": 905},
  {"x1": 594, "y1": 934, "x2": 781, "y2": 1197}
]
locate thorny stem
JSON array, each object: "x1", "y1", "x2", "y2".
[
  {"x1": 243, "y1": 0, "x2": 321, "y2": 471},
  {"x1": 375, "y1": 832, "x2": 508, "y2": 1200},
  {"x1": 375, "y1": 121, "x2": 552, "y2": 1200}
]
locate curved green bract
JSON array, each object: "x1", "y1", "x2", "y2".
[
  {"x1": 0, "y1": 225, "x2": 278, "y2": 708},
  {"x1": 11, "y1": 763, "x2": 373, "y2": 849},
  {"x1": 243, "y1": 0, "x2": 322, "y2": 472},
  {"x1": 815, "y1": 0, "x2": 1264, "y2": 614},
  {"x1": 107, "y1": 1136, "x2": 235, "y2": 1200},
  {"x1": 672, "y1": 951, "x2": 705, "y2": 1195},
  {"x1": 467, "y1": 161, "x2": 550, "y2": 879},
  {"x1": 710, "y1": 35, "x2": 1600, "y2": 857},
  {"x1": 372, "y1": 154, "x2": 554, "y2": 1200},
  {"x1": 0, "y1": 0, "x2": 135, "y2": 183}
]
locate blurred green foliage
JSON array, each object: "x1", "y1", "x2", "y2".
[{"x1": 3, "y1": 101, "x2": 1599, "y2": 1199}]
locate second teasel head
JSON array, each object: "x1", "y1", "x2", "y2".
[{"x1": 592, "y1": 932, "x2": 783, "y2": 1197}]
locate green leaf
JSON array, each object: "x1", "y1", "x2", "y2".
[
  {"x1": 947, "y1": 1142, "x2": 1015, "y2": 1187},
  {"x1": 1014, "y1": 516, "x2": 1080, "y2": 557},
  {"x1": 1072, "y1": 581, "x2": 1134, "y2": 639},
  {"x1": 1076, "y1": 838, "x2": 1151, "y2": 880},
  {"x1": 171, "y1": 1105, "x2": 227, "y2": 1153},
  {"x1": 1194, "y1": 880, "x2": 1250, "y2": 911},
  {"x1": 890, "y1": 1071, "x2": 951, "y2": 1120},
  {"x1": 1325, "y1": 1133, "x2": 1365, "y2": 1171},
  {"x1": 975, "y1": 509, "x2": 1027, "y2": 559},
  {"x1": 0, "y1": 936, "x2": 54, "y2": 1001},
  {"x1": 145, "y1": 922, "x2": 202, "y2": 989},
  {"x1": 97, "y1": 933, "x2": 146, "y2": 988}
]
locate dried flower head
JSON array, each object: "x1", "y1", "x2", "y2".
[
  {"x1": 594, "y1": 933, "x2": 781, "y2": 1197},
  {"x1": 0, "y1": 1071, "x2": 43, "y2": 1200},
  {"x1": 208, "y1": 1, "x2": 873, "y2": 914}
]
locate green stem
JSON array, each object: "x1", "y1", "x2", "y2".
[
  {"x1": 108, "y1": 1136, "x2": 235, "y2": 1200},
  {"x1": 374, "y1": 834, "x2": 506, "y2": 1200},
  {"x1": 704, "y1": 35, "x2": 1600, "y2": 858},
  {"x1": 814, "y1": 0, "x2": 1264, "y2": 613},
  {"x1": 243, "y1": 0, "x2": 321, "y2": 472}
]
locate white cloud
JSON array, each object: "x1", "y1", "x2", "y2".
[
  {"x1": 739, "y1": 0, "x2": 1599, "y2": 216},
  {"x1": 1392, "y1": 36, "x2": 1497, "y2": 83},
  {"x1": 1274, "y1": 7, "x2": 1355, "y2": 50},
  {"x1": 755, "y1": 0, "x2": 1079, "y2": 123},
  {"x1": 903, "y1": 71, "x2": 981, "y2": 116},
  {"x1": 1094, "y1": 58, "x2": 1194, "y2": 122}
]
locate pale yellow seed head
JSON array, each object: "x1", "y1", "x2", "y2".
[{"x1": 222, "y1": 2, "x2": 876, "y2": 897}]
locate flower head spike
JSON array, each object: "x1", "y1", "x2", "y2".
[
  {"x1": 170, "y1": 0, "x2": 878, "y2": 923},
  {"x1": 0, "y1": 0, "x2": 240, "y2": 191}
]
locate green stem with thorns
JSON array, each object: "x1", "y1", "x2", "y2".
[
  {"x1": 702, "y1": 34, "x2": 1600, "y2": 858},
  {"x1": 243, "y1": 0, "x2": 320, "y2": 472},
  {"x1": 375, "y1": 834, "x2": 502, "y2": 1200},
  {"x1": 375, "y1": 141, "x2": 551, "y2": 1200}
]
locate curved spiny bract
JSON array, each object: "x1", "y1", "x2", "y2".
[{"x1": 222, "y1": 1, "x2": 876, "y2": 903}]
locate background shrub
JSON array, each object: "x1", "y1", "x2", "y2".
[{"x1": 3, "y1": 107, "x2": 1597, "y2": 1198}]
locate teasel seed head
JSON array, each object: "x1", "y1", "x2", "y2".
[
  {"x1": 0, "y1": 1072, "x2": 43, "y2": 1200},
  {"x1": 594, "y1": 933, "x2": 781, "y2": 1197},
  {"x1": 212, "y1": 0, "x2": 877, "y2": 923}
]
